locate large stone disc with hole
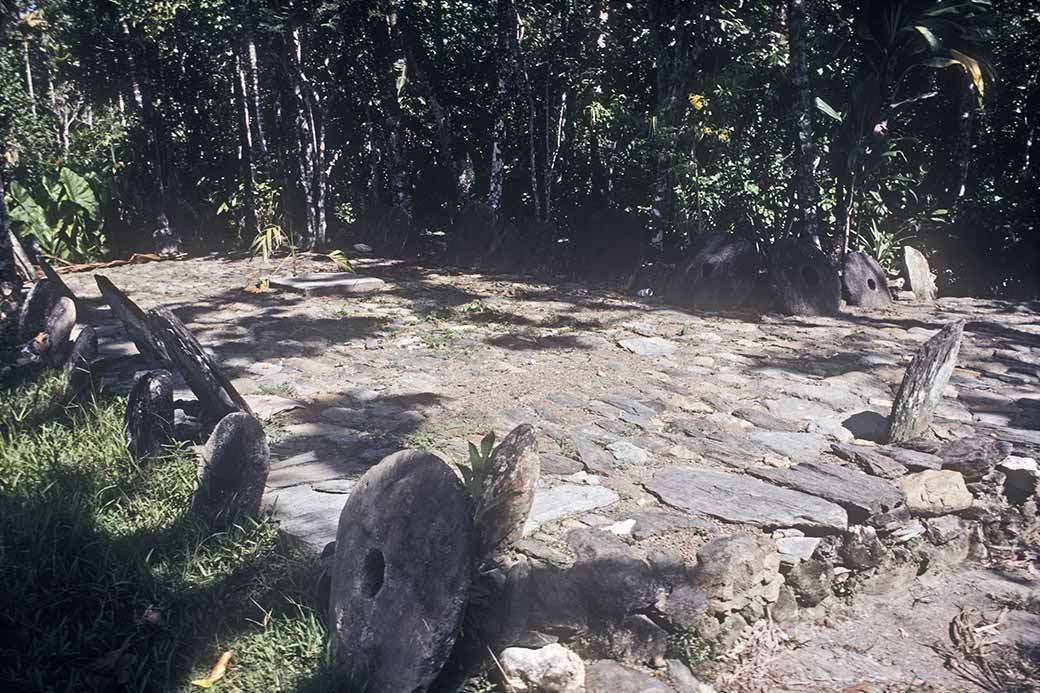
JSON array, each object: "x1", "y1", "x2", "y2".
[
  {"x1": 331, "y1": 450, "x2": 476, "y2": 693},
  {"x1": 667, "y1": 233, "x2": 762, "y2": 310},
  {"x1": 769, "y1": 239, "x2": 841, "y2": 316},
  {"x1": 842, "y1": 251, "x2": 892, "y2": 308}
]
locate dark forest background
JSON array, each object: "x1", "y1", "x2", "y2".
[{"x1": 1, "y1": 0, "x2": 1037, "y2": 297}]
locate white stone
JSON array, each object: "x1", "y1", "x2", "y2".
[
  {"x1": 605, "y1": 519, "x2": 636, "y2": 536},
  {"x1": 523, "y1": 484, "x2": 620, "y2": 534},
  {"x1": 500, "y1": 644, "x2": 585, "y2": 693}
]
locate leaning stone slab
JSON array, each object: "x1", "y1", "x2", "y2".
[
  {"x1": 125, "y1": 370, "x2": 175, "y2": 459},
  {"x1": 750, "y1": 461, "x2": 905, "y2": 523},
  {"x1": 842, "y1": 251, "x2": 892, "y2": 308},
  {"x1": 269, "y1": 272, "x2": 386, "y2": 297},
  {"x1": 646, "y1": 466, "x2": 848, "y2": 533},
  {"x1": 330, "y1": 450, "x2": 475, "y2": 693},
  {"x1": 475, "y1": 424, "x2": 540, "y2": 558},
  {"x1": 769, "y1": 238, "x2": 841, "y2": 316},
  {"x1": 95, "y1": 275, "x2": 169, "y2": 361},
  {"x1": 887, "y1": 320, "x2": 965, "y2": 443},
  {"x1": 146, "y1": 306, "x2": 253, "y2": 423},
  {"x1": 191, "y1": 412, "x2": 269, "y2": 523},
  {"x1": 902, "y1": 245, "x2": 937, "y2": 301}
]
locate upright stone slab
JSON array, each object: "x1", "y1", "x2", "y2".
[
  {"x1": 43, "y1": 296, "x2": 76, "y2": 366},
  {"x1": 95, "y1": 275, "x2": 169, "y2": 361},
  {"x1": 769, "y1": 239, "x2": 841, "y2": 316},
  {"x1": 191, "y1": 412, "x2": 269, "y2": 523},
  {"x1": 331, "y1": 450, "x2": 475, "y2": 693},
  {"x1": 888, "y1": 320, "x2": 965, "y2": 444},
  {"x1": 125, "y1": 370, "x2": 175, "y2": 459},
  {"x1": 63, "y1": 326, "x2": 97, "y2": 404},
  {"x1": 667, "y1": 233, "x2": 762, "y2": 311},
  {"x1": 146, "y1": 306, "x2": 252, "y2": 423},
  {"x1": 17, "y1": 280, "x2": 63, "y2": 343},
  {"x1": 902, "y1": 246, "x2": 937, "y2": 301},
  {"x1": 475, "y1": 424, "x2": 540, "y2": 558},
  {"x1": 842, "y1": 251, "x2": 892, "y2": 308}
]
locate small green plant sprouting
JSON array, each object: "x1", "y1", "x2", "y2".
[
  {"x1": 456, "y1": 431, "x2": 496, "y2": 501},
  {"x1": 667, "y1": 628, "x2": 715, "y2": 671}
]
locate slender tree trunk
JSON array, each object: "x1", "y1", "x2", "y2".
[
  {"x1": 247, "y1": 36, "x2": 269, "y2": 162},
  {"x1": 121, "y1": 19, "x2": 144, "y2": 109},
  {"x1": 287, "y1": 28, "x2": 327, "y2": 248},
  {"x1": 487, "y1": 0, "x2": 513, "y2": 216},
  {"x1": 234, "y1": 49, "x2": 258, "y2": 239},
  {"x1": 953, "y1": 82, "x2": 976, "y2": 199},
  {"x1": 788, "y1": 0, "x2": 821, "y2": 249},
  {"x1": 510, "y1": 11, "x2": 542, "y2": 221},
  {"x1": 23, "y1": 39, "x2": 37, "y2": 117}
]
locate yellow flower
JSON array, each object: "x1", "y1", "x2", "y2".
[
  {"x1": 688, "y1": 93, "x2": 706, "y2": 110},
  {"x1": 718, "y1": 129, "x2": 730, "y2": 141},
  {"x1": 702, "y1": 126, "x2": 714, "y2": 135}
]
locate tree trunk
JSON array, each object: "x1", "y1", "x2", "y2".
[
  {"x1": 787, "y1": 0, "x2": 821, "y2": 249},
  {"x1": 234, "y1": 48, "x2": 258, "y2": 239},
  {"x1": 510, "y1": 10, "x2": 542, "y2": 221},
  {"x1": 23, "y1": 39, "x2": 37, "y2": 117},
  {"x1": 487, "y1": 0, "x2": 513, "y2": 216},
  {"x1": 247, "y1": 36, "x2": 269, "y2": 162},
  {"x1": 120, "y1": 19, "x2": 144, "y2": 109},
  {"x1": 287, "y1": 27, "x2": 327, "y2": 248}
]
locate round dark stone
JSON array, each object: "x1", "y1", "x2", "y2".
[
  {"x1": 191, "y1": 412, "x2": 269, "y2": 523},
  {"x1": 842, "y1": 251, "x2": 892, "y2": 308},
  {"x1": 769, "y1": 239, "x2": 841, "y2": 316},
  {"x1": 667, "y1": 232, "x2": 762, "y2": 311},
  {"x1": 17, "y1": 280, "x2": 64, "y2": 343},
  {"x1": 63, "y1": 326, "x2": 98, "y2": 403},
  {"x1": 330, "y1": 450, "x2": 475, "y2": 693},
  {"x1": 125, "y1": 370, "x2": 175, "y2": 459}
]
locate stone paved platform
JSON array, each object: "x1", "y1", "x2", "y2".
[{"x1": 63, "y1": 254, "x2": 1040, "y2": 690}]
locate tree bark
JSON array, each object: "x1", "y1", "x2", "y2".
[
  {"x1": 23, "y1": 39, "x2": 37, "y2": 117},
  {"x1": 487, "y1": 0, "x2": 514, "y2": 216},
  {"x1": 788, "y1": 0, "x2": 821, "y2": 249},
  {"x1": 287, "y1": 27, "x2": 327, "y2": 248},
  {"x1": 247, "y1": 35, "x2": 269, "y2": 162},
  {"x1": 510, "y1": 10, "x2": 542, "y2": 221},
  {"x1": 234, "y1": 48, "x2": 258, "y2": 239}
]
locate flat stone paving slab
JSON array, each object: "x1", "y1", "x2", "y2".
[
  {"x1": 647, "y1": 466, "x2": 848, "y2": 533},
  {"x1": 269, "y1": 272, "x2": 386, "y2": 296}
]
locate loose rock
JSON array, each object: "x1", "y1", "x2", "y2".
[
  {"x1": 750, "y1": 461, "x2": 905, "y2": 523},
  {"x1": 500, "y1": 643, "x2": 585, "y2": 693},
  {"x1": 63, "y1": 325, "x2": 97, "y2": 404},
  {"x1": 784, "y1": 558, "x2": 834, "y2": 607},
  {"x1": 896, "y1": 470, "x2": 973, "y2": 517},
  {"x1": 887, "y1": 320, "x2": 965, "y2": 443},
  {"x1": 330, "y1": 450, "x2": 475, "y2": 693},
  {"x1": 830, "y1": 443, "x2": 908, "y2": 480},
  {"x1": 940, "y1": 437, "x2": 1013, "y2": 482},
  {"x1": 191, "y1": 412, "x2": 270, "y2": 523},
  {"x1": 585, "y1": 660, "x2": 675, "y2": 693}
]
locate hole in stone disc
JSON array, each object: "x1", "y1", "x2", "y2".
[
  {"x1": 702, "y1": 261, "x2": 716, "y2": 278},
  {"x1": 867, "y1": 278, "x2": 877, "y2": 291},
  {"x1": 801, "y1": 266, "x2": 820, "y2": 288},
  {"x1": 362, "y1": 549, "x2": 386, "y2": 598}
]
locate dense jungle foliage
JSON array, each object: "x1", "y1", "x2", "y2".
[{"x1": 0, "y1": 0, "x2": 1037, "y2": 297}]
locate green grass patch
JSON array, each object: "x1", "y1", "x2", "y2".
[{"x1": 0, "y1": 378, "x2": 332, "y2": 691}]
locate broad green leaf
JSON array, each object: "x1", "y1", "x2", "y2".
[
  {"x1": 480, "y1": 431, "x2": 496, "y2": 459},
  {"x1": 949, "y1": 49, "x2": 985, "y2": 97},
  {"x1": 814, "y1": 97, "x2": 843, "y2": 122},
  {"x1": 6, "y1": 182, "x2": 50, "y2": 237},
  {"x1": 58, "y1": 167, "x2": 100, "y2": 220}
]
